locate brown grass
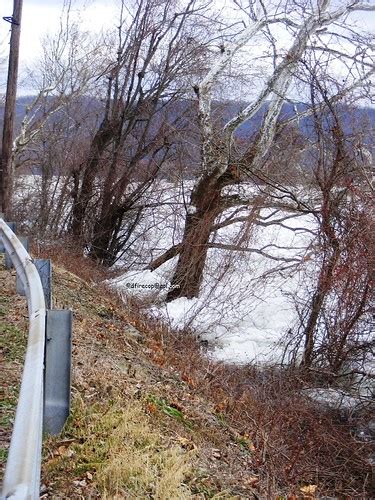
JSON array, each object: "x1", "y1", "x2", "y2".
[
  {"x1": 44, "y1": 395, "x2": 196, "y2": 499},
  {"x1": 30, "y1": 238, "x2": 118, "y2": 283},
  {"x1": 20, "y1": 244, "x2": 374, "y2": 498},
  {"x1": 0, "y1": 258, "x2": 29, "y2": 482},
  {"x1": 123, "y1": 303, "x2": 375, "y2": 498}
]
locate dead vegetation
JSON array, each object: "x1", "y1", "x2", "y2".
[
  {"x1": 133, "y1": 324, "x2": 375, "y2": 498},
  {"x1": 1, "y1": 247, "x2": 374, "y2": 498},
  {"x1": 0, "y1": 256, "x2": 28, "y2": 482}
]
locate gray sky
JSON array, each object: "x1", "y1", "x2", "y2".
[
  {"x1": 1, "y1": 1, "x2": 374, "y2": 97},
  {"x1": 0, "y1": 0, "x2": 118, "y2": 92},
  {"x1": 1, "y1": 0, "x2": 375, "y2": 63}
]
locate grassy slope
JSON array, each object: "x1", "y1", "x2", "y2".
[
  {"x1": 2, "y1": 252, "x2": 373, "y2": 499},
  {"x1": 0, "y1": 256, "x2": 257, "y2": 499},
  {"x1": 0, "y1": 257, "x2": 28, "y2": 477}
]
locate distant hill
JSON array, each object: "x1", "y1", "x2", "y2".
[
  {"x1": 219, "y1": 100, "x2": 375, "y2": 144},
  {"x1": 1, "y1": 96, "x2": 374, "y2": 146}
]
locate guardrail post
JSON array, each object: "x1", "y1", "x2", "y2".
[
  {"x1": 5, "y1": 236, "x2": 29, "y2": 275},
  {"x1": 44, "y1": 309, "x2": 72, "y2": 435},
  {"x1": 34, "y1": 259, "x2": 52, "y2": 309},
  {"x1": 0, "y1": 221, "x2": 16, "y2": 253}
]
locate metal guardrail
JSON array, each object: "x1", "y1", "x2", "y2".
[{"x1": 1, "y1": 219, "x2": 46, "y2": 499}]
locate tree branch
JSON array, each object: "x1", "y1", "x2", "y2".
[{"x1": 207, "y1": 242, "x2": 303, "y2": 263}]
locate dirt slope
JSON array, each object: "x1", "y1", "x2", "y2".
[
  {"x1": 0, "y1": 258, "x2": 29, "y2": 481},
  {"x1": 2, "y1": 253, "x2": 372, "y2": 498},
  {"x1": 0, "y1": 256, "x2": 258, "y2": 499}
]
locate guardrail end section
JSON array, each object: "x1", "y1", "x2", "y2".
[{"x1": 44, "y1": 309, "x2": 73, "y2": 435}]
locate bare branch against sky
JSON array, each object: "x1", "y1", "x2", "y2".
[{"x1": 0, "y1": 0, "x2": 374, "y2": 95}]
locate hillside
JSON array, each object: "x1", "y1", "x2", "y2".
[
  {"x1": 1, "y1": 249, "x2": 373, "y2": 498},
  {"x1": 0, "y1": 253, "x2": 259, "y2": 498},
  {"x1": 2, "y1": 96, "x2": 375, "y2": 145}
]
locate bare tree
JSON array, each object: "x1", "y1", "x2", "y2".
[
  {"x1": 290, "y1": 73, "x2": 374, "y2": 371},
  {"x1": 6, "y1": 0, "x2": 103, "y2": 229},
  {"x1": 13, "y1": 95, "x2": 97, "y2": 236},
  {"x1": 68, "y1": 0, "x2": 213, "y2": 266},
  {"x1": 14, "y1": 22, "x2": 101, "y2": 161},
  {"x1": 147, "y1": 0, "x2": 375, "y2": 301}
]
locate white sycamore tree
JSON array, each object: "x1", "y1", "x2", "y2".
[{"x1": 147, "y1": 0, "x2": 375, "y2": 301}]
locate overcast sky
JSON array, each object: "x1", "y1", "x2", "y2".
[
  {"x1": 0, "y1": 0, "x2": 119, "y2": 93},
  {"x1": 0, "y1": 0, "x2": 374, "y2": 97}
]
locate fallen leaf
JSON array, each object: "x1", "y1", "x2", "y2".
[
  {"x1": 176, "y1": 436, "x2": 197, "y2": 450},
  {"x1": 214, "y1": 401, "x2": 228, "y2": 412},
  {"x1": 56, "y1": 445, "x2": 74, "y2": 457},
  {"x1": 182, "y1": 374, "x2": 197, "y2": 388},
  {"x1": 300, "y1": 484, "x2": 317, "y2": 496},
  {"x1": 244, "y1": 476, "x2": 259, "y2": 488},
  {"x1": 146, "y1": 402, "x2": 158, "y2": 414},
  {"x1": 239, "y1": 434, "x2": 256, "y2": 452}
]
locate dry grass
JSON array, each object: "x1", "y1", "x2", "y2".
[
  {"x1": 44, "y1": 246, "x2": 375, "y2": 497},
  {"x1": 30, "y1": 238, "x2": 118, "y2": 283},
  {"x1": 124, "y1": 315, "x2": 375, "y2": 498},
  {"x1": 98, "y1": 403, "x2": 194, "y2": 499},
  {"x1": 43, "y1": 396, "x2": 195, "y2": 499},
  {"x1": 34, "y1": 258, "x2": 243, "y2": 498},
  {"x1": 0, "y1": 258, "x2": 29, "y2": 481},
  {"x1": 3, "y1": 244, "x2": 373, "y2": 498}
]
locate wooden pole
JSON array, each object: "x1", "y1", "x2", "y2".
[{"x1": 0, "y1": 0, "x2": 23, "y2": 217}]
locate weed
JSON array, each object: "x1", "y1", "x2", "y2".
[
  {"x1": 0, "y1": 449, "x2": 8, "y2": 463},
  {"x1": 0, "y1": 381, "x2": 20, "y2": 432},
  {"x1": 190, "y1": 476, "x2": 235, "y2": 499},
  {"x1": 0, "y1": 402, "x2": 15, "y2": 428},
  {"x1": 0, "y1": 324, "x2": 27, "y2": 361},
  {"x1": 44, "y1": 397, "x2": 196, "y2": 498},
  {"x1": 147, "y1": 395, "x2": 193, "y2": 429},
  {"x1": 235, "y1": 435, "x2": 255, "y2": 453},
  {"x1": 215, "y1": 413, "x2": 227, "y2": 426},
  {"x1": 0, "y1": 296, "x2": 11, "y2": 317},
  {"x1": 96, "y1": 304, "x2": 116, "y2": 320}
]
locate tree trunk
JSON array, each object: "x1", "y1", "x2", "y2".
[
  {"x1": 89, "y1": 201, "x2": 142, "y2": 267},
  {"x1": 70, "y1": 120, "x2": 115, "y2": 238},
  {"x1": 89, "y1": 210, "x2": 119, "y2": 266},
  {"x1": 300, "y1": 274, "x2": 329, "y2": 368},
  {"x1": 301, "y1": 229, "x2": 340, "y2": 368},
  {"x1": 167, "y1": 175, "x2": 221, "y2": 301}
]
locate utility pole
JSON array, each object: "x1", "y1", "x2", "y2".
[{"x1": 0, "y1": 0, "x2": 23, "y2": 217}]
